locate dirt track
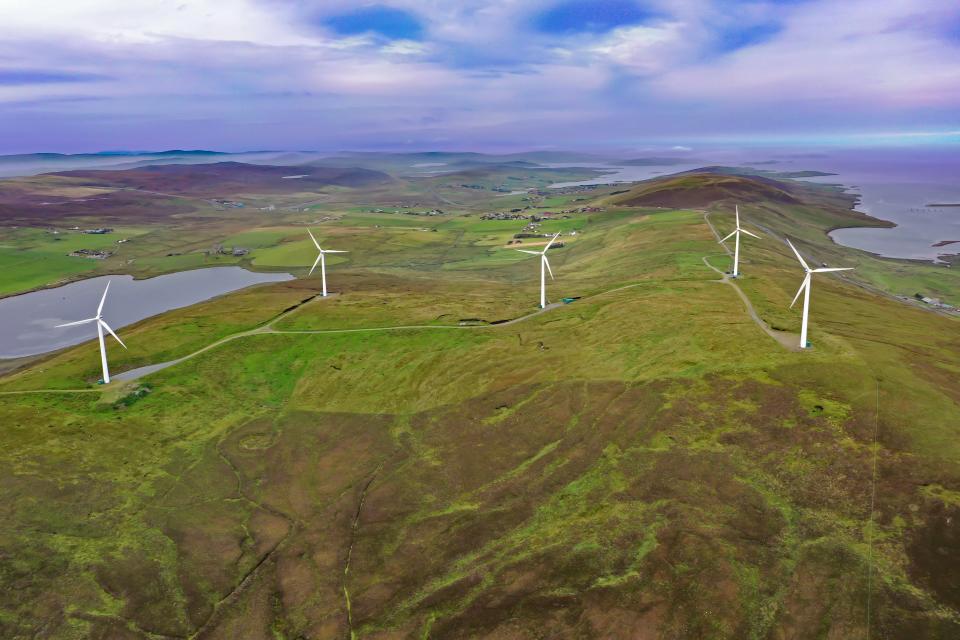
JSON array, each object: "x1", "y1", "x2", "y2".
[{"x1": 702, "y1": 211, "x2": 799, "y2": 351}]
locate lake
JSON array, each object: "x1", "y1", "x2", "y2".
[{"x1": 0, "y1": 267, "x2": 293, "y2": 358}]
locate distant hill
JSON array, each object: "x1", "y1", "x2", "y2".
[
  {"x1": 602, "y1": 172, "x2": 800, "y2": 208},
  {"x1": 617, "y1": 157, "x2": 703, "y2": 166},
  {"x1": 0, "y1": 149, "x2": 226, "y2": 163},
  {"x1": 312, "y1": 150, "x2": 610, "y2": 173},
  {"x1": 50, "y1": 162, "x2": 391, "y2": 196},
  {"x1": 0, "y1": 150, "x2": 243, "y2": 178},
  {"x1": 330, "y1": 150, "x2": 607, "y2": 163},
  {"x1": 686, "y1": 165, "x2": 836, "y2": 180},
  {"x1": 440, "y1": 160, "x2": 542, "y2": 172},
  {"x1": 497, "y1": 150, "x2": 609, "y2": 163}
]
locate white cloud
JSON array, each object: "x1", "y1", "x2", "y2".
[
  {"x1": 381, "y1": 40, "x2": 430, "y2": 56},
  {"x1": 0, "y1": 0, "x2": 315, "y2": 46},
  {"x1": 0, "y1": 0, "x2": 958, "y2": 150},
  {"x1": 589, "y1": 22, "x2": 691, "y2": 74}
]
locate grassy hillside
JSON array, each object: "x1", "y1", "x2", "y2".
[
  {"x1": 1, "y1": 168, "x2": 959, "y2": 638},
  {"x1": 602, "y1": 173, "x2": 802, "y2": 208},
  {"x1": 0, "y1": 166, "x2": 960, "y2": 638}
]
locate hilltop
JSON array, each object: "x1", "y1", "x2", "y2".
[{"x1": 602, "y1": 172, "x2": 801, "y2": 208}]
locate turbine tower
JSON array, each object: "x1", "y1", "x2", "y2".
[
  {"x1": 307, "y1": 229, "x2": 348, "y2": 297},
  {"x1": 516, "y1": 232, "x2": 561, "y2": 308},
  {"x1": 786, "y1": 238, "x2": 853, "y2": 349},
  {"x1": 55, "y1": 281, "x2": 127, "y2": 384},
  {"x1": 719, "y1": 205, "x2": 760, "y2": 277}
]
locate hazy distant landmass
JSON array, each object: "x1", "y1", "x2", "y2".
[
  {"x1": 616, "y1": 157, "x2": 703, "y2": 166},
  {"x1": 683, "y1": 165, "x2": 836, "y2": 180},
  {"x1": 0, "y1": 149, "x2": 227, "y2": 163},
  {"x1": 927, "y1": 203, "x2": 960, "y2": 207},
  {"x1": 51, "y1": 161, "x2": 391, "y2": 196}
]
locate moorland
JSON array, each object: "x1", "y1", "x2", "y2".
[{"x1": 0, "y1": 153, "x2": 958, "y2": 639}]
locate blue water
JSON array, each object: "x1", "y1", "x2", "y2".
[
  {"x1": 549, "y1": 147, "x2": 960, "y2": 262},
  {"x1": 0, "y1": 267, "x2": 292, "y2": 358}
]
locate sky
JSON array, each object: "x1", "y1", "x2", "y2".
[{"x1": 0, "y1": 0, "x2": 959, "y2": 153}]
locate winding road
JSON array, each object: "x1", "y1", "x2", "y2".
[{"x1": 113, "y1": 298, "x2": 565, "y2": 383}]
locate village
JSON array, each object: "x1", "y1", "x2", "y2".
[{"x1": 480, "y1": 205, "x2": 603, "y2": 221}]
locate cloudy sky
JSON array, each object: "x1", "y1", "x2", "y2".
[{"x1": 1, "y1": 0, "x2": 958, "y2": 153}]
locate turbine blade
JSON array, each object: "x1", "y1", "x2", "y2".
[
  {"x1": 720, "y1": 230, "x2": 736, "y2": 243},
  {"x1": 516, "y1": 249, "x2": 540, "y2": 255},
  {"x1": 742, "y1": 228, "x2": 760, "y2": 239},
  {"x1": 309, "y1": 254, "x2": 322, "y2": 275},
  {"x1": 813, "y1": 267, "x2": 854, "y2": 273},
  {"x1": 542, "y1": 232, "x2": 561, "y2": 253},
  {"x1": 307, "y1": 228, "x2": 321, "y2": 250},
  {"x1": 735, "y1": 205, "x2": 740, "y2": 229},
  {"x1": 785, "y1": 238, "x2": 810, "y2": 271},
  {"x1": 97, "y1": 281, "x2": 110, "y2": 316},
  {"x1": 55, "y1": 317, "x2": 97, "y2": 328},
  {"x1": 100, "y1": 320, "x2": 127, "y2": 349},
  {"x1": 790, "y1": 274, "x2": 810, "y2": 308},
  {"x1": 543, "y1": 255, "x2": 554, "y2": 280},
  {"x1": 323, "y1": 249, "x2": 348, "y2": 253}
]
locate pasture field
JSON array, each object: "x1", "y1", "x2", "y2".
[
  {"x1": 0, "y1": 226, "x2": 151, "y2": 295},
  {"x1": 0, "y1": 167, "x2": 959, "y2": 639},
  {"x1": 0, "y1": 164, "x2": 600, "y2": 298}
]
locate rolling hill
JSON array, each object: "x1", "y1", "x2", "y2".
[
  {"x1": 602, "y1": 172, "x2": 801, "y2": 208},
  {"x1": 51, "y1": 162, "x2": 392, "y2": 196},
  {"x1": 0, "y1": 165, "x2": 958, "y2": 639}
]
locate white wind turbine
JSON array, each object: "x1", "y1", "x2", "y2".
[
  {"x1": 516, "y1": 232, "x2": 561, "y2": 309},
  {"x1": 786, "y1": 238, "x2": 853, "y2": 349},
  {"x1": 307, "y1": 229, "x2": 348, "y2": 297},
  {"x1": 55, "y1": 281, "x2": 126, "y2": 384},
  {"x1": 719, "y1": 205, "x2": 760, "y2": 277}
]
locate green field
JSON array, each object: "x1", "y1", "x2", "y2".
[
  {"x1": 0, "y1": 226, "x2": 151, "y2": 294},
  {"x1": 1, "y1": 167, "x2": 959, "y2": 639}
]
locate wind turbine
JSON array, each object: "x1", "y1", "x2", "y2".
[
  {"x1": 307, "y1": 229, "x2": 348, "y2": 297},
  {"x1": 55, "y1": 281, "x2": 126, "y2": 384},
  {"x1": 516, "y1": 232, "x2": 561, "y2": 309},
  {"x1": 785, "y1": 238, "x2": 853, "y2": 349},
  {"x1": 719, "y1": 205, "x2": 760, "y2": 277}
]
